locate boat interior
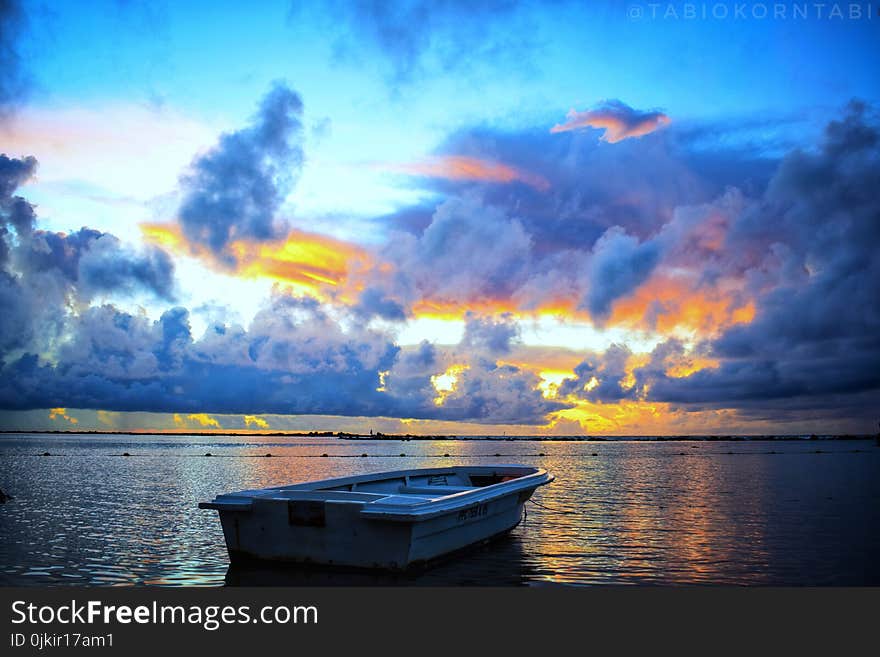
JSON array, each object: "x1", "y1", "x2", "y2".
[{"x1": 220, "y1": 468, "x2": 532, "y2": 507}]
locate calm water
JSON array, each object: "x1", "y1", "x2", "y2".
[{"x1": 0, "y1": 434, "x2": 878, "y2": 586}]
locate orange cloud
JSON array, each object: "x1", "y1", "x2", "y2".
[
  {"x1": 173, "y1": 413, "x2": 221, "y2": 429},
  {"x1": 549, "y1": 398, "x2": 668, "y2": 434},
  {"x1": 380, "y1": 155, "x2": 550, "y2": 191},
  {"x1": 551, "y1": 101, "x2": 671, "y2": 142},
  {"x1": 49, "y1": 408, "x2": 78, "y2": 425},
  {"x1": 243, "y1": 415, "x2": 269, "y2": 429},
  {"x1": 411, "y1": 296, "x2": 582, "y2": 322},
  {"x1": 142, "y1": 222, "x2": 372, "y2": 300},
  {"x1": 608, "y1": 273, "x2": 754, "y2": 335}
]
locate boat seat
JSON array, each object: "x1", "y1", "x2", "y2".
[
  {"x1": 371, "y1": 495, "x2": 435, "y2": 506},
  {"x1": 398, "y1": 485, "x2": 475, "y2": 495}
]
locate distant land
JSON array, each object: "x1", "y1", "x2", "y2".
[{"x1": 0, "y1": 430, "x2": 876, "y2": 442}]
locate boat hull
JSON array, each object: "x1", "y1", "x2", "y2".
[
  {"x1": 215, "y1": 485, "x2": 534, "y2": 570},
  {"x1": 202, "y1": 465, "x2": 552, "y2": 571}
]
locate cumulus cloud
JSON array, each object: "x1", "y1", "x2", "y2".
[
  {"x1": 364, "y1": 108, "x2": 792, "y2": 333},
  {"x1": 582, "y1": 226, "x2": 660, "y2": 321},
  {"x1": 0, "y1": 153, "x2": 177, "y2": 359},
  {"x1": 0, "y1": 292, "x2": 562, "y2": 424},
  {"x1": 593, "y1": 101, "x2": 880, "y2": 423},
  {"x1": 461, "y1": 312, "x2": 520, "y2": 355},
  {"x1": 551, "y1": 99, "x2": 671, "y2": 143},
  {"x1": 176, "y1": 82, "x2": 304, "y2": 258},
  {"x1": 558, "y1": 343, "x2": 638, "y2": 403},
  {"x1": 374, "y1": 194, "x2": 536, "y2": 312}
]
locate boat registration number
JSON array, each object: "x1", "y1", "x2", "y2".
[{"x1": 457, "y1": 504, "x2": 488, "y2": 522}]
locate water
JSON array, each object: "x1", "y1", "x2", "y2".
[{"x1": 1, "y1": 433, "x2": 878, "y2": 586}]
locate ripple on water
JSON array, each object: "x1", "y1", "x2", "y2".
[{"x1": 0, "y1": 434, "x2": 878, "y2": 585}]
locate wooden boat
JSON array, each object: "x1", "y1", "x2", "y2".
[{"x1": 199, "y1": 465, "x2": 553, "y2": 570}]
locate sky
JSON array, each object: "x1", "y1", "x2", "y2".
[{"x1": 1, "y1": 0, "x2": 879, "y2": 435}]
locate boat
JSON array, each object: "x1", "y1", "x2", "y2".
[{"x1": 199, "y1": 464, "x2": 553, "y2": 570}]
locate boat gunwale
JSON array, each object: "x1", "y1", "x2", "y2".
[{"x1": 200, "y1": 465, "x2": 553, "y2": 520}]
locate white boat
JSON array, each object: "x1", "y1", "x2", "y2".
[{"x1": 199, "y1": 465, "x2": 553, "y2": 570}]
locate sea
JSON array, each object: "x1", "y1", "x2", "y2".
[{"x1": 1, "y1": 433, "x2": 878, "y2": 586}]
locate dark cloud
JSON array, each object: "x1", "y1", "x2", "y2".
[
  {"x1": 360, "y1": 109, "x2": 811, "y2": 329},
  {"x1": 0, "y1": 0, "x2": 27, "y2": 115},
  {"x1": 0, "y1": 294, "x2": 561, "y2": 424},
  {"x1": 461, "y1": 312, "x2": 519, "y2": 355},
  {"x1": 0, "y1": 154, "x2": 177, "y2": 360},
  {"x1": 559, "y1": 343, "x2": 637, "y2": 403},
  {"x1": 424, "y1": 358, "x2": 563, "y2": 424},
  {"x1": 363, "y1": 123, "x2": 719, "y2": 320},
  {"x1": 377, "y1": 194, "x2": 535, "y2": 309},
  {"x1": 606, "y1": 101, "x2": 880, "y2": 423},
  {"x1": 78, "y1": 234, "x2": 175, "y2": 300},
  {"x1": 353, "y1": 286, "x2": 407, "y2": 321},
  {"x1": 177, "y1": 82, "x2": 304, "y2": 258},
  {"x1": 12, "y1": 227, "x2": 175, "y2": 301},
  {"x1": 303, "y1": 0, "x2": 550, "y2": 84},
  {"x1": 0, "y1": 153, "x2": 37, "y2": 241},
  {"x1": 582, "y1": 226, "x2": 660, "y2": 321}
]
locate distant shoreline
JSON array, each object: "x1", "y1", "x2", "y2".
[{"x1": 0, "y1": 430, "x2": 874, "y2": 441}]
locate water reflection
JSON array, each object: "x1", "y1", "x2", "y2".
[
  {"x1": 0, "y1": 434, "x2": 878, "y2": 585},
  {"x1": 224, "y1": 534, "x2": 540, "y2": 586}
]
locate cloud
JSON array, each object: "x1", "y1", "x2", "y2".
[
  {"x1": 606, "y1": 101, "x2": 880, "y2": 423},
  {"x1": 0, "y1": 293, "x2": 562, "y2": 424},
  {"x1": 14, "y1": 227, "x2": 175, "y2": 301},
  {"x1": 364, "y1": 111, "x2": 786, "y2": 333},
  {"x1": 461, "y1": 312, "x2": 520, "y2": 355},
  {"x1": 551, "y1": 99, "x2": 671, "y2": 142},
  {"x1": 0, "y1": 153, "x2": 177, "y2": 360},
  {"x1": 173, "y1": 413, "x2": 221, "y2": 429},
  {"x1": 582, "y1": 226, "x2": 660, "y2": 321},
  {"x1": 48, "y1": 407, "x2": 78, "y2": 425},
  {"x1": 143, "y1": 221, "x2": 371, "y2": 303},
  {"x1": 243, "y1": 414, "x2": 269, "y2": 429},
  {"x1": 558, "y1": 343, "x2": 640, "y2": 403},
  {"x1": 304, "y1": 0, "x2": 550, "y2": 83},
  {"x1": 379, "y1": 155, "x2": 550, "y2": 190},
  {"x1": 0, "y1": 153, "x2": 37, "y2": 240},
  {"x1": 77, "y1": 234, "x2": 175, "y2": 300},
  {"x1": 353, "y1": 286, "x2": 408, "y2": 321},
  {"x1": 0, "y1": 0, "x2": 27, "y2": 116},
  {"x1": 176, "y1": 82, "x2": 304, "y2": 258},
  {"x1": 377, "y1": 194, "x2": 536, "y2": 313}
]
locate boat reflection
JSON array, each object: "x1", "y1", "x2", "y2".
[{"x1": 224, "y1": 533, "x2": 543, "y2": 586}]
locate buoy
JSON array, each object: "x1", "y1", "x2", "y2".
[
  {"x1": 361, "y1": 453, "x2": 368, "y2": 457},
  {"x1": 265, "y1": 453, "x2": 272, "y2": 457},
  {"x1": 205, "y1": 453, "x2": 212, "y2": 457},
  {"x1": 41, "y1": 452, "x2": 51, "y2": 456},
  {"x1": 123, "y1": 452, "x2": 131, "y2": 457},
  {"x1": 539, "y1": 452, "x2": 545, "y2": 456},
  {"x1": 591, "y1": 453, "x2": 598, "y2": 456},
  {"x1": 493, "y1": 453, "x2": 500, "y2": 457},
  {"x1": 320, "y1": 453, "x2": 328, "y2": 457},
  {"x1": 444, "y1": 453, "x2": 451, "y2": 457},
  {"x1": 399, "y1": 453, "x2": 406, "y2": 457}
]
